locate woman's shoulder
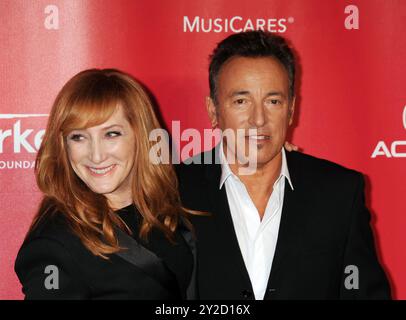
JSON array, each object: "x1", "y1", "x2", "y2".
[
  {"x1": 15, "y1": 210, "x2": 94, "y2": 297},
  {"x1": 15, "y1": 211, "x2": 93, "y2": 299},
  {"x1": 16, "y1": 210, "x2": 86, "y2": 268},
  {"x1": 25, "y1": 210, "x2": 77, "y2": 245},
  {"x1": 18, "y1": 209, "x2": 92, "y2": 269}
]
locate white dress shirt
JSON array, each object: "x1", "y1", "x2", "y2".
[{"x1": 219, "y1": 144, "x2": 294, "y2": 300}]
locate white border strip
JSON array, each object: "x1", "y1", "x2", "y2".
[
  {"x1": 403, "y1": 106, "x2": 406, "y2": 130},
  {"x1": 0, "y1": 114, "x2": 49, "y2": 119}
]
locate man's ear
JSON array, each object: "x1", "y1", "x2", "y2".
[
  {"x1": 288, "y1": 96, "x2": 296, "y2": 126},
  {"x1": 206, "y1": 96, "x2": 218, "y2": 128}
]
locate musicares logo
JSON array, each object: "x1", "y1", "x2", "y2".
[
  {"x1": 371, "y1": 106, "x2": 406, "y2": 158},
  {"x1": 183, "y1": 16, "x2": 294, "y2": 33}
]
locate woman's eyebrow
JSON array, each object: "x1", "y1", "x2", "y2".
[{"x1": 101, "y1": 124, "x2": 124, "y2": 130}]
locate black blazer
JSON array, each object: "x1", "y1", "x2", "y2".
[
  {"x1": 14, "y1": 206, "x2": 197, "y2": 300},
  {"x1": 177, "y1": 148, "x2": 391, "y2": 300}
]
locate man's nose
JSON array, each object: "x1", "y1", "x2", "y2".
[
  {"x1": 249, "y1": 102, "x2": 266, "y2": 128},
  {"x1": 89, "y1": 139, "x2": 107, "y2": 164}
]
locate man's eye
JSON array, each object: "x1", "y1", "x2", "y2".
[
  {"x1": 234, "y1": 99, "x2": 246, "y2": 105},
  {"x1": 69, "y1": 134, "x2": 84, "y2": 141},
  {"x1": 267, "y1": 99, "x2": 281, "y2": 105},
  {"x1": 106, "y1": 131, "x2": 122, "y2": 138}
]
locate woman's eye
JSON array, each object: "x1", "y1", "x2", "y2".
[
  {"x1": 106, "y1": 131, "x2": 122, "y2": 138},
  {"x1": 69, "y1": 134, "x2": 84, "y2": 141}
]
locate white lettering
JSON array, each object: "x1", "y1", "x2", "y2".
[
  {"x1": 278, "y1": 18, "x2": 287, "y2": 32},
  {"x1": 230, "y1": 16, "x2": 243, "y2": 33},
  {"x1": 182, "y1": 16, "x2": 291, "y2": 33},
  {"x1": 268, "y1": 18, "x2": 277, "y2": 32},
  {"x1": 0, "y1": 128, "x2": 12, "y2": 153},
  {"x1": 256, "y1": 19, "x2": 266, "y2": 31},
  {"x1": 344, "y1": 265, "x2": 359, "y2": 290},
  {"x1": 149, "y1": 129, "x2": 170, "y2": 165},
  {"x1": 14, "y1": 120, "x2": 35, "y2": 153},
  {"x1": 0, "y1": 161, "x2": 36, "y2": 170},
  {"x1": 213, "y1": 18, "x2": 223, "y2": 33},
  {"x1": 183, "y1": 16, "x2": 199, "y2": 32},
  {"x1": 44, "y1": 265, "x2": 59, "y2": 290},
  {"x1": 403, "y1": 105, "x2": 406, "y2": 129},
  {"x1": 34, "y1": 130, "x2": 46, "y2": 150},
  {"x1": 344, "y1": 5, "x2": 359, "y2": 30},
  {"x1": 44, "y1": 5, "x2": 59, "y2": 30},
  {"x1": 391, "y1": 141, "x2": 406, "y2": 157},
  {"x1": 371, "y1": 141, "x2": 391, "y2": 158},
  {"x1": 243, "y1": 19, "x2": 255, "y2": 32},
  {"x1": 181, "y1": 128, "x2": 201, "y2": 162},
  {"x1": 201, "y1": 18, "x2": 212, "y2": 33},
  {"x1": 0, "y1": 118, "x2": 47, "y2": 154}
]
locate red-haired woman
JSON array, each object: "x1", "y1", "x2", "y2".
[{"x1": 14, "y1": 69, "x2": 196, "y2": 299}]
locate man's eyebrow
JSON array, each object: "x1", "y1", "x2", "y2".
[
  {"x1": 229, "y1": 90, "x2": 250, "y2": 97},
  {"x1": 265, "y1": 91, "x2": 286, "y2": 98},
  {"x1": 228, "y1": 91, "x2": 287, "y2": 98}
]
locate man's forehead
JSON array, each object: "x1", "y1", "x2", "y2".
[
  {"x1": 218, "y1": 57, "x2": 288, "y2": 82},
  {"x1": 220, "y1": 55, "x2": 285, "y2": 72},
  {"x1": 227, "y1": 89, "x2": 287, "y2": 97}
]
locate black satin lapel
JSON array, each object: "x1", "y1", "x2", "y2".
[
  {"x1": 179, "y1": 220, "x2": 198, "y2": 300},
  {"x1": 114, "y1": 228, "x2": 178, "y2": 295}
]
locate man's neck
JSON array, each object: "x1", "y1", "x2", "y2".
[
  {"x1": 230, "y1": 151, "x2": 282, "y2": 188},
  {"x1": 228, "y1": 150, "x2": 283, "y2": 219}
]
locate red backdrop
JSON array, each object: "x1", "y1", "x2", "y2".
[{"x1": 1, "y1": 0, "x2": 405, "y2": 299}]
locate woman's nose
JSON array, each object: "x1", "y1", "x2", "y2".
[{"x1": 89, "y1": 139, "x2": 107, "y2": 164}]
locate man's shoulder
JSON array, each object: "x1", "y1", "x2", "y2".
[
  {"x1": 175, "y1": 149, "x2": 218, "y2": 178},
  {"x1": 175, "y1": 148, "x2": 364, "y2": 187},
  {"x1": 175, "y1": 150, "x2": 221, "y2": 206},
  {"x1": 287, "y1": 151, "x2": 362, "y2": 184}
]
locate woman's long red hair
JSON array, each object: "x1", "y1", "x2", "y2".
[{"x1": 29, "y1": 69, "x2": 191, "y2": 258}]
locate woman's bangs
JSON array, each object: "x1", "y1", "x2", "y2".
[{"x1": 62, "y1": 96, "x2": 120, "y2": 135}]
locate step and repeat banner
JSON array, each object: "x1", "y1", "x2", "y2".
[{"x1": 0, "y1": 0, "x2": 405, "y2": 299}]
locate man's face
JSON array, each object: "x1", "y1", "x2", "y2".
[{"x1": 207, "y1": 56, "x2": 295, "y2": 169}]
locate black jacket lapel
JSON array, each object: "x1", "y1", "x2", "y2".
[
  {"x1": 264, "y1": 151, "x2": 308, "y2": 299},
  {"x1": 203, "y1": 149, "x2": 254, "y2": 297},
  {"x1": 178, "y1": 218, "x2": 198, "y2": 300},
  {"x1": 114, "y1": 227, "x2": 179, "y2": 295}
]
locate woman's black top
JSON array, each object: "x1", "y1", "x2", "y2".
[{"x1": 14, "y1": 204, "x2": 194, "y2": 300}]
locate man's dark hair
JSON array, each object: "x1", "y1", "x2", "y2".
[{"x1": 209, "y1": 30, "x2": 296, "y2": 104}]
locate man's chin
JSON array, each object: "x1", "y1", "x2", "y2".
[{"x1": 249, "y1": 149, "x2": 282, "y2": 167}]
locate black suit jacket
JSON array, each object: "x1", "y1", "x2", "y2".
[
  {"x1": 14, "y1": 207, "x2": 197, "y2": 300},
  {"x1": 177, "y1": 148, "x2": 391, "y2": 300}
]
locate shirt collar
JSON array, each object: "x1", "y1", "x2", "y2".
[
  {"x1": 219, "y1": 142, "x2": 294, "y2": 191},
  {"x1": 219, "y1": 142, "x2": 233, "y2": 189}
]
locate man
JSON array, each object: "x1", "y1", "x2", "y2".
[{"x1": 177, "y1": 31, "x2": 391, "y2": 299}]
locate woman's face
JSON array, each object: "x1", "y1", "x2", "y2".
[{"x1": 66, "y1": 105, "x2": 136, "y2": 209}]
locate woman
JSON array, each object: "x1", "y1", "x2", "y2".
[{"x1": 14, "y1": 69, "x2": 196, "y2": 299}]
